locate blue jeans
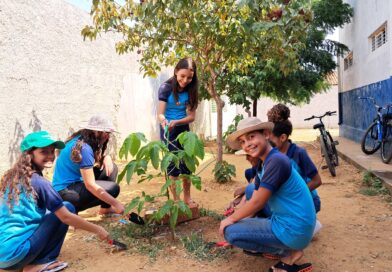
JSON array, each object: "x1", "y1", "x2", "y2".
[
  {"x1": 4, "y1": 202, "x2": 75, "y2": 270},
  {"x1": 224, "y1": 217, "x2": 292, "y2": 256},
  {"x1": 245, "y1": 183, "x2": 272, "y2": 218}
]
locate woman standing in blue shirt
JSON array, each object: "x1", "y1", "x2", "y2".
[
  {"x1": 157, "y1": 57, "x2": 199, "y2": 206},
  {"x1": 220, "y1": 117, "x2": 315, "y2": 272},
  {"x1": 0, "y1": 131, "x2": 109, "y2": 272}
]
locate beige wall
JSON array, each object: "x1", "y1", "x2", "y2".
[
  {"x1": 236, "y1": 85, "x2": 339, "y2": 129},
  {"x1": 0, "y1": 0, "x2": 212, "y2": 174}
]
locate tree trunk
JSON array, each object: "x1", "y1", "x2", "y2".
[
  {"x1": 215, "y1": 96, "x2": 224, "y2": 163},
  {"x1": 252, "y1": 99, "x2": 257, "y2": 117}
]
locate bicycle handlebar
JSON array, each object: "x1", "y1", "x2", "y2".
[{"x1": 304, "y1": 111, "x2": 336, "y2": 121}]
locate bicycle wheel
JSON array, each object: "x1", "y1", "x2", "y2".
[
  {"x1": 361, "y1": 122, "x2": 381, "y2": 154},
  {"x1": 320, "y1": 133, "x2": 336, "y2": 177},
  {"x1": 381, "y1": 123, "x2": 392, "y2": 163},
  {"x1": 326, "y1": 131, "x2": 339, "y2": 166}
]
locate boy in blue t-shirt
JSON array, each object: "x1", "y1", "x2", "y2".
[
  {"x1": 267, "y1": 104, "x2": 322, "y2": 213},
  {"x1": 220, "y1": 117, "x2": 315, "y2": 272}
]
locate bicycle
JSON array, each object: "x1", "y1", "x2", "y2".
[
  {"x1": 359, "y1": 97, "x2": 392, "y2": 163},
  {"x1": 304, "y1": 111, "x2": 339, "y2": 177}
]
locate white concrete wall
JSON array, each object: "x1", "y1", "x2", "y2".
[
  {"x1": 236, "y1": 86, "x2": 339, "y2": 129},
  {"x1": 339, "y1": 0, "x2": 392, "y2": 92},
  {"x1": 0, "y1": 0, "x2": 212, "y2": 173}
]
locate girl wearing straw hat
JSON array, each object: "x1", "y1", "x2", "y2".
[
  {"x1": 157, "y1": 57, "x2": 199, "y2": 206},
  {"x1": 219, "y1": 117, "x2": 316, "y2": 272},
  {"x1": 0, "y1": 131, "x2": 109, "y2": 272},
  {"x1": 52, "y1": 114, "x2": 124, "y2": 215}
]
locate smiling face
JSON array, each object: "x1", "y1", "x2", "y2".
[
  {"x1": 238, "y1": 130, "x2": 270, "y2": 159},
  {"x1": 175, "y1": 68, "x2": 194, "y2": 89},
  {"x1": 31, "y1": 145, "x2": 56, "y2": 170}
]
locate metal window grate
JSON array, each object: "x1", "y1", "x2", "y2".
[{"x1": 370, "y1": 23, "x2": 387, "y2": 52}]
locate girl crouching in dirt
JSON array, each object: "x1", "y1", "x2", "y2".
[
  {"x1": 52, "y1": 114, "x2": 124, "y2": 215},
  {"x1": 0, "y1": 131, "x2": 109, "y2": 272},
  {"x1": 220, "y1": 117, "x2": 316, "y2": 272}
]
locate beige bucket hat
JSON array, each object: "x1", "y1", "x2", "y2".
[
  {"x1": 79, "y1": 114, "x2": 117, "y2": 133},
  {"x1": 226, "y1": 117, "x2": 274, "y2": 150}
]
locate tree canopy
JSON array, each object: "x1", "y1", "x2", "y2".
[
  {"x1": 220, "y1": 0, "x2": 353, "y2": 113},
  {"x1": 82, "y1": 0, "x2": 312, "y2": 162}
]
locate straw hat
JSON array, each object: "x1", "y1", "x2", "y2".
[
  {"x1": 226, "y1": 117, "x2": 274, "y2": 150},
  {"x1": 79, "y1": 114, "x2": 117, "y2": 133}
]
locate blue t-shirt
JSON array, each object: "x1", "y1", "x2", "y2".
[
  {"x1": 0, "y1": 173, "x2": 64, "y2": 268},
  {"x1": 52, "y1": 137, "x2": 95, "y2": 191},
  {"x1": 158, "y1": 81, "x2": 189, "y2": 122},
  {"x1": 286, "y1": 142, "x2": 321, "y2": 209},
  {"x1": 255, "y1": 148, "x2": 316, "y2": 250}
]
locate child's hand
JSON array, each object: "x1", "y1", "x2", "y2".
[
  {"x1": 168, "y1": 120, "x2": 177, "y2": 131},
  {"x1": 233, "y1": 187, "x2": 245, "y2": 198},
  {"x1": 97, "y1": 226, "x2": 109, "y2": 241},
  {"x1": 112, "y1": 201, "x2": 125, "y2": 215},
  {"x1": 219, "y1": 217, "x2": 235, "y2": 236}
]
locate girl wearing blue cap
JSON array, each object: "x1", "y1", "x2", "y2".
[
  {"x1": 157, "y1": 58, "x2": 199, "y2": 206},
  {"x1": 53, "y1": 114, "x2": 124, "y2": 215},
  {"x1": 0, "y1": 131, "x2": 109, "y2": 272}
]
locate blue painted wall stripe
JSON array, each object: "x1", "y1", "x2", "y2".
[{"x1": 339, "y1": 76, "x2": 392, "y2": 142}]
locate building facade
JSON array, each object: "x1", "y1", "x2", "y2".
[{"x1": 338, "y1": 0, "x2": 392, "y2": 142}]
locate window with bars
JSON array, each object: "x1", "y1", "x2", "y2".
[
  {"x1": 344, "y1": 52, "x2": 353, "y2": 70},
  {"x1": 370, "y1": 22, "x2": 387, "y2": 52}
]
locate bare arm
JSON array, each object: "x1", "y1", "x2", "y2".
[
  {"x1": 80, "y1": 168, "x2": 124, "y2": 214},
  {"x1": 307, "y1": 173, "x2": 322, "y2": 191},
  {"x1": 158, "y1": 101, "x2": 169, "y2": 129},
  {"x1": 55, "y1": 206, "x2": 108, "y2": 240}
]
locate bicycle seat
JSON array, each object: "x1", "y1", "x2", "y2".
[{"x1": 313, "y1": 123, "x2": 324, "y2": 129}]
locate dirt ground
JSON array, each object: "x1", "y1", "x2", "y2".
[{"x1": 59, "y1": 140, "x2": 392, "y2": 272}]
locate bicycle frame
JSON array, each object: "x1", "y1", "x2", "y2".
[{"x1": 359, "y1": 97, "x2": 391, "y2": 143}]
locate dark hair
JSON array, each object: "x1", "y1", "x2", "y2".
[
  {"x1": 272, "y1": 120, "x2": 293, "y2": 137},
  {"x1": 268, "y1": 104, "x2": 293, "y2": 137},
  {"x1": 168, "y1": 57, "x2": 198, "y2": 111},
  {"x1": 65, "y1": 129, "x2": 108, "y2": 165},
  {"x1": 267, "y1": 103, "x2": 290, "y2": 123}
]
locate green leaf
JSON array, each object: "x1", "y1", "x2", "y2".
[
  {"x1": 144, "y1": 194, "x2": 155, "y2": 202},
  {"x1": 178, "y1": 200, "x2": 192, "y2": 218},
  {"x1": 189, "y1": 175, "x2": 202, "y2": 190},
  {"x1": 160, "y1": 179, "x2": 174, "y2": 195},
  {"x1": 137, "y1": 200, "x2": 145, "y2": 214},
  {"x1": 183, "y1": 155, "x2": 196, "y2": 173},
  {"x1": 175, "y1": 179, "x2": 183, "y2": 196},
  {"x1": 124, "y1": 197, "x2": 140, "y2": 214},
  {"x1": 125, "y1": 161, "x2": 137, "y2": 184},
  {"x1": 156, "y1": 199, "x2": 174, "y2": 220},
  {"x1": 161, "y1": 153, "x2": 174, "y2": 172},
  {"x1": 169, "y1": 205, "x2": 179, "y2": 229},
  {"x1": 150, "y1": 144, "x2": 160, "y2": 169},
  {"x1": 180, "y1": 132, "x2": 197, "y2": 157}
]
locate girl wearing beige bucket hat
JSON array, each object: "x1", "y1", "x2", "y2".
[
  {"x1": 220, "y1": 117, "x2": 316, "y2": 272},
  {"x1": 52, "y1": 114, "x2": 124, "y2": 216}
]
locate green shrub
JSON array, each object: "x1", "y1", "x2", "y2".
[
  {"x1": 117, "y1": 131, "x2": 205, "y2": 239},
  {"x1": 360, "y1": 171, "x2": 390, "y2": 196},
  {"x1": 213, "y1": 160, "x2": 236, "y2": 183}
]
